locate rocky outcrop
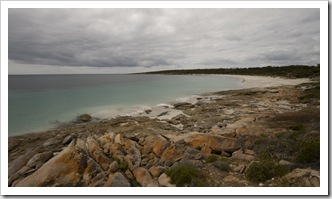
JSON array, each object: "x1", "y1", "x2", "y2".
[
  {"x1": 133, "y1": 167, "x2": 159, "y2": 187},
  {"x1": 284, "y1": 168, "x2": 320, "y2": 187},
  {"x1": 86, "y1": 137, "x2": 110, "y2": 171},
  {"x1": 78, "y1": 114, "x2": 92, "y2": 123},
  {"x1": 123, "y1": 139, "x2": 141, "y2": 171},
  {"x1": 141, "y1": 135, "x2": 169, "y2": 157},
  {"x1": 158, "y1": 173, "x2": 175, "y2": 187},
  {"x1": 160, "y1": 144, "x2": 186, "y2": 165},
  {"x1": 188, "y1": 134, "x2": 242, "y2": 154},
  {"x1": 103, "y1": 172, "x2": 131, "y2": 187},
  {"x1": 231, "y1": 149, "x2": 255, "y2": 162},
  {"x1": 15, "y1": 141, "x2": 89, "y2": 187}
]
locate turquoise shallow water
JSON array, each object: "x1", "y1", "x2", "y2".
[{"x1": 9, "y1": 74, "x2": 242, "y2": 136}]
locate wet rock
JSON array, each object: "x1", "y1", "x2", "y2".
[
  {"x1": 133, "y1": 167, "x2": 159, "y2": 187},
  {"x1": 103, "y1": 172, "x2": 130, "y2": 187},
  {"x1": 157, "y1": 111, "x2": 168, "y2": 117},
  {"x1": 173, "y1": 102, "x2": 194, "y2": 109},
  {"x1": 145, "y1": 109, "x2": 152, "y2": 114},
  {"x1": 78, "y1": 114, "x2": 92, "y2": 122}
]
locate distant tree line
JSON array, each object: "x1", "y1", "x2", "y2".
[{"x1": 143, "y1": 64, "x2": 320, "y2": 79}]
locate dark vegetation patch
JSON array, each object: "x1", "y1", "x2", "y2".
[
  {"x1": 165, "y1": 164, "x2": 206, "y2": 187},
  {"x1": 253, "y1": 106, "x2": 320, "y2": 169},
  {"x1": 297, "y1": 82, "x2": 320, "y2": 104},
  {"x1": 245, "y1": 159, "x2": 289, "y2": 183},
  {"x1": 205, "y1": 154, "x2": 220, "y2": 163},
  {"x1": 269, "y1": 108, "x2": 320, "y2": 124},
  {"x1": 212, "y1": 160, "x2": 230, "y2": 172},
  {"x1": 144, "y1": 65, "x2": 320, "y2": 79}
]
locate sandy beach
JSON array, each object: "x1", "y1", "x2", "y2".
[{"x1": 218, "y1": 74, "x2": 311, "y2": 88}]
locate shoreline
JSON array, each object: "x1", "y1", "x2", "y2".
[
  {"x1": 8, "y1": 74, "x2": 313, "y2": 137},
  {"x1": 9, "y1": 75, "x2": 312, "y2": 137},
  {"x1": 8, "y1": 78, "x2": 320, "y2": 187}
]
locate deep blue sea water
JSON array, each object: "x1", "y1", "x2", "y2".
[{"x1": 9, "y1": 74, "x2": 242, "y2": 136}]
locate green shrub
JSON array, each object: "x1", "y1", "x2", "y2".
[
  {"x1": 195, "y1": 146, "x2": 202, "y2": 151},
  {"x1": 275, "y1": 178, "x2": 291, "y2": 187},
  {"x1": 245, "y1": 160, "x2": 288, "y2": 183},
  {"x1": 165, "y1": 164, "x2": 205, "y2": 187},
  {"x1": 205, "y1": 154, "x2": 220, "y2": 163},
  {"x1": 296, "y1": 138, "x2": 320, "y2": 163},
  {"x1": 213, "y1": 160, "x2": 230, "y2": 172},
  {"x1": 119, "y1": 161, "x2": 128, "y2": 171}
]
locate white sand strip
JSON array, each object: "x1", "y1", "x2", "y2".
[{"x1": 219, "y1": 74, "x2": 311, "y2": 88}]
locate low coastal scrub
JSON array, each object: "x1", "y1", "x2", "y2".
[
  {"x1": 205, "y1": 154, "x2": 228, "y2": 163},
  {"x1": 165, "y1": 164, "x2": 205, "y2": 187},
  {"x1": 245, "y1": 160, "x2": 288, "y2": 183},
  {"x1": 254, "y1": 129, "x2": 320, "y2": 164},
  {"x1": 119, "y1": 161, "x2": 128, "y2": 171},
  {"x1": 205, "y1": 154, "x2": 220, "y2": 163},
  {"x1": 195, "y1": 146, "x2": 202, "y2": 151},
  {"x1": 213, "y1": 160, "x2": 230, "y2": 172},
  {"x1": 144, "y1": 65, "x2": 320, "y2": 79},
  {"x1": 297, "y1": 83, "x2": 320, "y2": 104},
  {"x1": 296, "y1": 138, "x2": 320, "y2": 163},
  {"x1": 254, "y1": 106, "x2": 320, "y2": 166}
]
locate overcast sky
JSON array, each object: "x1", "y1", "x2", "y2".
[{"x1": 8, "y1": 8, "x2": 320, "y2": 74}]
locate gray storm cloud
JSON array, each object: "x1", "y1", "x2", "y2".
[{"x1": 8, "y1": 8, "x2": 320, "y2": 71}]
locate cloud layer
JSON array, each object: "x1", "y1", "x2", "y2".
[{"x1": 9, "y1": 8, "x2": 320, "y2": 73}]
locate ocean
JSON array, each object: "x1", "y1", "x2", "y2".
[{"x1": 8, "y1": 74, "x2": 242, "y2": 136}]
